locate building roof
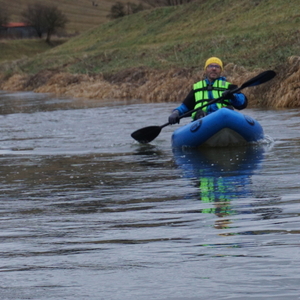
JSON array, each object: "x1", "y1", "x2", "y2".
[{"x1": 2, "y1": 22, "x2": 31, "y2": 28}]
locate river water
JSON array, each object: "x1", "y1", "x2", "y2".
[{"x1": 0, "y1": 90, "x2": 300, "y2": 300}]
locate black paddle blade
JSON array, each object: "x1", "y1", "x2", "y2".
[
  {"x1": 241, "y1": 70, "x2": 276, "y2": 89},
  {"x1": 131, "y1": 126, "x2": 162, "y2": 144}
]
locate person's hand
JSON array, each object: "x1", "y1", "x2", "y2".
[
  {"x1": 168, "y1": 110, "x2": 180, "y2": 124},
  {"x1": 222, "y1": 90, "x2": 235, "y2": 100}
]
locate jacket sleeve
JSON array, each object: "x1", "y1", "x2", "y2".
[
  {"x1": 230, "y1": 93, "x2": 248, "y2": 110},
  {"x1": 182, "y1": 89, "x2": 196, "y2": 110},
  {"x1": 172, "y1": 89, "x2": 195, "y2": 116},
  {"x1": 172, "y1": 103, "x2": 190, "y2": 116}
]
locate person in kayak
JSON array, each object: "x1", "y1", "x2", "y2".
[{"x1": 168, "y1": 57, "x2": 248, "y2": 124}]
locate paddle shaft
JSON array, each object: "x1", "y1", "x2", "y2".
[
  {"x1": 158, "y1": 96, "x2": 219, "y2": 130},
  {"x1": 160, "y1": 87, "x2": 240, "y2": 128}
]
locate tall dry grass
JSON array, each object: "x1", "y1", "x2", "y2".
[
  {"x1": 2, "y1": 58, "x2": 298, "y2": 108},
  {"x1": 263, "y1": 56, "x2": 300, "y2": 108}
]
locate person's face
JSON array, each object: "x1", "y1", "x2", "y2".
[{"x1": 205, "y1": 64, "x2": 222, "y2": 81}]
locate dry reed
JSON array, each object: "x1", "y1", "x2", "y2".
[{"x1": 1, "y1": 56, "x2": 300, "y2": 108}]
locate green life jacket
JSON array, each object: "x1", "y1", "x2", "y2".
[{"x1": 192, "y1": 79, "x2": 231, "y2": 119}]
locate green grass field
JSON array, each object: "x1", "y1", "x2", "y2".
[{"x1": 1, "y1": 0, "x2": 300, "y2": 76}]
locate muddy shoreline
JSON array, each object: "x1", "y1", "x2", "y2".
[{"x1": 1, "y1": 57, "x2": 300, "y2": 108}]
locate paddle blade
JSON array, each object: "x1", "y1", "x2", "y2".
[
  {"x1": 131, "y1": 126, "x2": 162, "y2": 144},
  {"x1": 241, "y1": 70, "x2": 276, "y2": 89}
]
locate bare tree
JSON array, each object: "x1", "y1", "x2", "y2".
[
  {"x1": 21, "y1": 3, "x2": 45, "y2": 38},
  {"x1": 43, "y1": 6, "x2": 68, "y2": 43},
  {"x1": 107, "y1": 2, "x2": 126, "y2": 19},
  {"x1": 0, "y1": 6, "x2": 10, "y2": 26},
  {"x1": 21, "y1": 3, "x2": 68, "y2": 43},
  {"x1": 108, "y1": 2, "x2": 145, "y2": 19}
]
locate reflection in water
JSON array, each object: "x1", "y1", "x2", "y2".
[{"x1": 173, "y1": 146, "x2": 266, "y2": 229}]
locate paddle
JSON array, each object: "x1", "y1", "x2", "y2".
[{"x1": 131, "y1": 70, "x2": 276, "y2": 144}]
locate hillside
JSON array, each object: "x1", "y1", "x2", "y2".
[
  {"x1": 0, "y1": 0, "x2": 140, "y2": 33},
  {"x1": 1, "y1": 0, "x2": 300, "y2": 108}
]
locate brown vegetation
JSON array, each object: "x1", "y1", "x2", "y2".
[
  {"x1": 1, "y1": 57, "x2": 299, "y2": 108},
  {"x1": 259, "y1": 56, "x2": 300, "y2": 108}
]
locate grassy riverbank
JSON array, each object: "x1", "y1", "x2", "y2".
[
  {"x1": 1, "y1": 0, "x2": 300, "y2": 107},
  {"x1": 0, "y1": 39, "x2": 67, "y2": 63}
]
